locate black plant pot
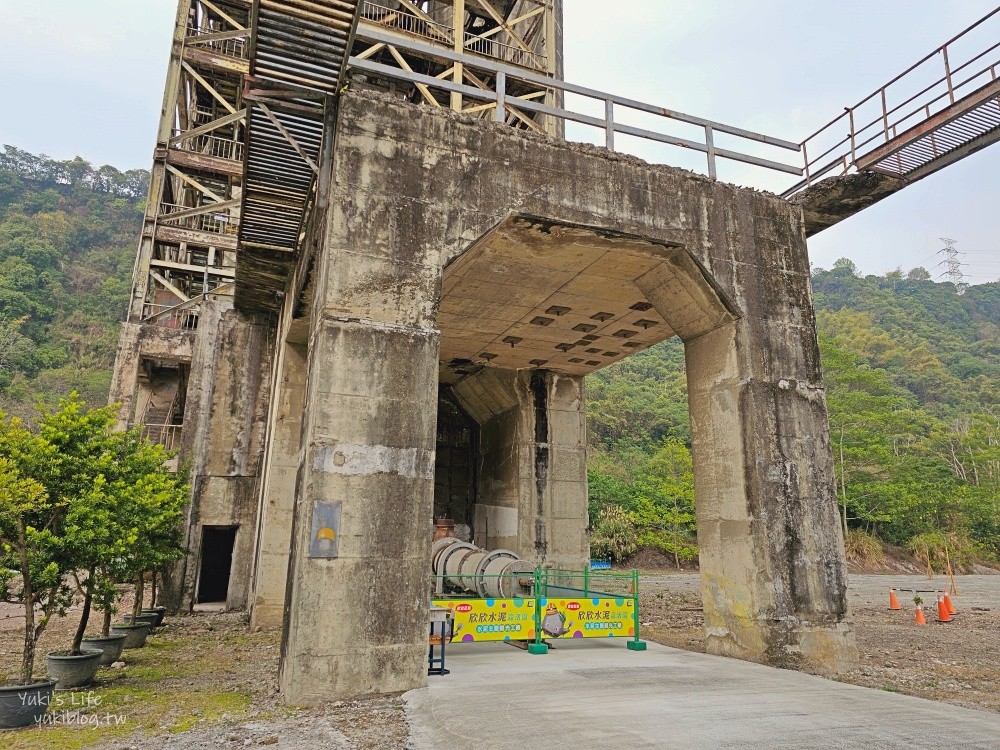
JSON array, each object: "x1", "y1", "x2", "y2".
[
  {"x1": 110, "y1": 622, "x2": 152, "y2": 648},
  {"x1": 140, "y1": 607, "x2": 166, "y2": 627},
  {"x1": 129, "y1": 613, "x2": 159, "y2": 628},
  {"x1": 82, "y1": 634, "x2": 127, "y2": 666},
  {"x1": 0, "y1": 679, "x2": 57, "y2": 729},
  {"x1": 47, "y1": 649, "x2": 104, "y2": 689}
]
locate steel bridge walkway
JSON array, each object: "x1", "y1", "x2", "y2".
[{"x1": 784, "y1": 7, "x2": 1000, "y2": 235}]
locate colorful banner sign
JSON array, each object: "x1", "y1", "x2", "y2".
[
  {"x1": 431, "y1": 597, "x2": 536, "y2": 642},
  {"x1": 431, "y1": 596, "x2": 636, "y2": 642},
  {"x1": 539, "y1": 597, "x2": 635, "y2": 639}
]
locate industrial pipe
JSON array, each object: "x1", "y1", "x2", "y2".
[{"x1": 431, "y1": 537, "x2": 534, "y2": 598}]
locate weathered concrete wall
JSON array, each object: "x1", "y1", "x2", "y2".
[
  {"x1": 278, "y1": 262, "x2": 440, "y2": 704},
  {"x1": 248, "y1": 337, "x2": 307, "y2": 629},
  {"x1": 158, "y1": 302, "x2": 276, "y2": 611},
  {"x1": 455, "y1": 369, "x2": 588, "y2": 567},
  {"x1": 433, "y1": 394, "x2": 476, "y2": 525},
  {"x1": 270, "y1": 88, "x2": 855, "y2": 701}
]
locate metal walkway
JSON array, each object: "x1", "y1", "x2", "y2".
[
  {"x1": 236, "y1": 0, "x2": 362, "y2": 311},
  {"x1": 784, "y1": 7, "x2": 1000, "y2": 215}
]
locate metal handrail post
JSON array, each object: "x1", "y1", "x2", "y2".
[
  {"x1": 627, "y1": 569, "x2": 646, "y2": 651},
  {"x1": 495, "y1": 70, "x2": 506, "y2": 123},
  {"x1": 604, "y1": 98, "x2": 615, "y2": 150},
  {"x1": 943, "y1": 47, "x2": 956, "y2": 104},
  {"x1": 705, "y1": 125, "x2": 717, "y2": 179}
]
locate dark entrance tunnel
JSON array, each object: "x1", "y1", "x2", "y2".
[{"x1": 197, "y1": 525, "x2": 238, "y2": 604}]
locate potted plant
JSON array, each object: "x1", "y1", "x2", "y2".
[
  {"x1": 0, "y1": 429, "x2": 66, "y2": 728},
  {"x1": 107, "y1": 433, "x2": 187, "y2": 648},
  {"x1": 82, "y1": 574, "x2": 127, "y2": 666},
  {"x1": 34, "y1": 400, "x2": 127, "y2": 687}
]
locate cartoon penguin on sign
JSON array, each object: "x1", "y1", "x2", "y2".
[{"x1": 541, "y1": 603, "x2": 572, "y2": 637}]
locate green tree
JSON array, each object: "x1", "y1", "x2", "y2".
[{"x1": 0, "y1": 419, "x2": 69, "y2": 685}]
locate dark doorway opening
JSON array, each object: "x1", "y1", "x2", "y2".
[{"x1": 197, "y1": 525, "x2": 237, "y2": 603}]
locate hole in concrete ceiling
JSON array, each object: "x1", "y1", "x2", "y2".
[
  {"x1": 613, "y1": 329, "x2": 637, "y2": 339},
  {"x1": 480, "y1": 352, "x2": 498, "y2": 361},
  {"x1": 573, "y1": 324, "x2": 597, "y2": 333},
  {"x1": 591, "y1": 312, "x2": 614, "y2": 321},
  {"x1": 586, "y1": 360, "x2": 601, "y2": 366},
  {"x1": 502, "y1": 336, "x2": 522, "y2": 346},
  {"x1": 630, "y1": 301, "x2": 654, "y2": 311},
  {"x1": 585, "y1": 348, "x2": 602, "y2": 354},
  {"x1": 603, "y1": 351, "x2": 619, "y2": 357},
  {"x1": 530, "y1": 359, "x2": 548, "y2": 366},
  {"x1": 634, "y1": 319, "x2": 659, "y2": 329},
  {"x1": 569, "y1": 358, "x2": 584, "y2": 363},
  {"x1": 555, "y1": 343, "x2": 576, "y2": 352},
  {"x1": 546, "y1": 306, "x2": 571, "y2": 316},
  {"x1": 530, "y1": 316, "x2": 554, "y2": 326}
]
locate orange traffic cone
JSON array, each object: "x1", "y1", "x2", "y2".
[
  {"x1": 888, "y1": 589, "x2": 901, "y2": 611},
  {"x1": 936, "y1": 595, "x2": 952, "y2": 623},
  {"x1": 915, "y1": 606, "x2": 926, "y2": 625},
  {"x1": 943, "y1": 592, "x2": 957, "y2": 616}
]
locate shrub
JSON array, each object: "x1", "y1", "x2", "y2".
[
  {"x1": 844, "y1": 529, "x2": 885, "y2": 567},
  {"x1": 589, "y1": 506, "x2": 637, "y2": 563}
]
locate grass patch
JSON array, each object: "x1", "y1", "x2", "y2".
[{"x1": 7, "y1": 623, "x2": 263, "y2": 750}]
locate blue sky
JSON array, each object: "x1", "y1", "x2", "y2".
[{"x1": 1, "y1": 0, "x2": 997, "y2": 283}]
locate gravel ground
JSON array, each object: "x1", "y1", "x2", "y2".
[{"x1": 639, "y1": 571, "x2": 1000, "y2": 714}]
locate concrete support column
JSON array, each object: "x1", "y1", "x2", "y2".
[
  {"x1": 249, "y1": 339, "x2": 307, "y2": 629},
  {"x1": 463, "y1": 370, "x2": 588, "y2": 568},
  {"x1": 640, "y1": 243, "x2": 856, "y2": 673},
  {"x1": 684, "y1": 320, "x2": 855, "y2": 672},
  {"x1": 278, "y1": 228, "x2": 441, "y2": 703}
]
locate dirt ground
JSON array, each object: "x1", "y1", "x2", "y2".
[
  {"x1": 639, "y1": 571, "x2": 1000, "y2": 714},
  {"x1": 0, "y1": 597, "x2": 407, "y2": 750},
  {"x1": 2, "y1": 572, "x2": 997, "y2": 747}
]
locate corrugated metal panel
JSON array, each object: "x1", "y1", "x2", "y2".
[{"x1": 236, "y1": 0, "x2": 363, "y2": 312}]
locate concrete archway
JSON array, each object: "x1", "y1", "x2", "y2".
[{"x1": 256, "y1": 90, "x2": 856, "y2": 704}]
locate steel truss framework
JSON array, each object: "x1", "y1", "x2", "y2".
[
  {"x1": 352, "y1": 0, "x2": 561, "y2": 134},
  {"x1": 127, "y1": 0, "x2": 252, "y2": 326}
]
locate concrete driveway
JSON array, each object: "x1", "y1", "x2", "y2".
[{"x1": 404, "y1": 640, "x2": 1000, "y2": 749}]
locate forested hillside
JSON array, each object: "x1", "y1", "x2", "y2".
[
  {"x1": 1, "y1": 147, "x2": 997, "y2": 567},
  {"x1": 0, "y1": 146, "x2": 146, "y2": 415},
  {"x1": 587, "y1": 259, "x2": 1000, "y2": 567}
]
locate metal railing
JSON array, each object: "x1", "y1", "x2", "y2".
[
  {"x1": 186, "y1": 26, "x2": 249, "y2": 59},
  {"x1": 361, "y1": 1, "x2": 453, "y2": 46},
  {"x1": 784, "y1": 7, "x2": 1000, "y2": 196},
  {"x1": 143, "y1": 302, "x2": 201, "y2": 330},
  {"x1": 172, "y1": 133, "x2": 244, "y2": 163},
  {"x1": 360, "y1": 2, "x2": 547, "y2": 71},
  {"x1": 350, "y1": 29, "x2": 803, "y2": 180},
  {"x1": 464, "y1": 32, "x2": 546, "y2": 71},
  {"x1": 135, "y1": 422, "x2": 184, "y2": 452},
  {"x1": 159, "y1": 202, "x2": 238, "y2": 235}
]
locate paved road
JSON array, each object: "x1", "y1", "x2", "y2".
[{"x1": 405, "y1": 640, "x2": 1000, "y2": 749}]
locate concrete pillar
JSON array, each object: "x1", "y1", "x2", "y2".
[
  {"x1": 249, "y1": 339, "x2": 307, "y2": 629},
  {"x1": 459, "y1": 370, "x2": 588, "y2": 569},
  {"x1": 278, "y1": 234, "x2": 441, "y2": 705},
  {"x1": 640, "y1": 247, "x2": 856, "y2": 674}
]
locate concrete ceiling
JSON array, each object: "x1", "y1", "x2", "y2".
[{"x1": 439, "y1": 216, "x2": 683, "y2": 384}]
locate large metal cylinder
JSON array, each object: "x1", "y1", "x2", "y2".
[{"x1": 432, "y1": 537, "x2": 532, "y2": 598}]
